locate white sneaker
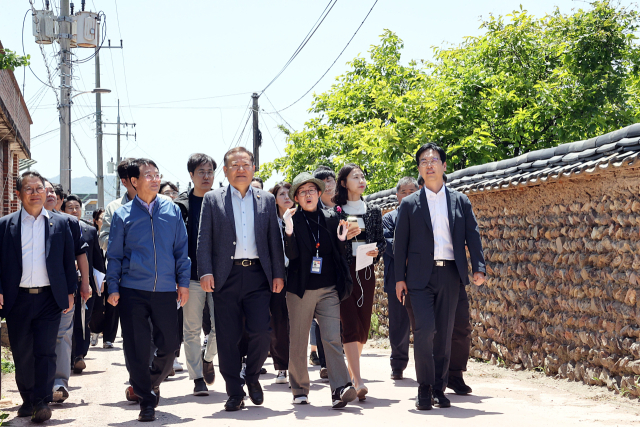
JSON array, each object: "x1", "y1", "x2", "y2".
[
  {"x1": 275, "y1": 370, "x2": 288, "y2": 384},
  {"x1": 173, "y1": 358, "x2": 184, "y2": 372},
  {"x1": 240, "y1": 362, "x2": 246, "y2": 379},
  {"x1": 103, "y1": 341, "x2": 114, "y2": 349},
  {"x1": 292, "y1": 394, "x2": 308, "y2": 404},
  {"x1": 90, "y1": 333, "x2": 99, "y2": 347}
]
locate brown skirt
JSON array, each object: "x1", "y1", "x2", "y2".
[{"x1": 340, "y1": 262, "x2": 376, "y2": 344}]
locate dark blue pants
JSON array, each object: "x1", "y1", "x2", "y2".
[
  {"x1": 213, "y1": 263, "x2": 271, "y2": 397},
  {"x1": 408, "y1": 263, "x2": 460, "y2": 391},
  {"x1": 6, "y1": 289, "x2": 61, "y2": 404},
  {"x1": 119, "y1": 287, "x2": 178, "y2": 408},
  {"x1": 386, "y1": 290, "x2": 415, "y2": 372},
  {"x1": 72, "y1": 290, "x2": 96, "y2": 359}
]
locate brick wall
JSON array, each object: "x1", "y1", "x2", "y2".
[
  {"x1": 0, "y1": 67, "x2": 31, "y2": 151},
  {"x1": 372, "y1": 166, "x2": 640, "y2": 397}
]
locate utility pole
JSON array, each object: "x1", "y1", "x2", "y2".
[
  {"x1": 102, "y1": 100, "x2": 136, "y2": 199},
  {"x1": 252, "y1": 93, "x2": 260, "y2": 170},
  {"x1": 59, "y1": 0, "x2": 72, "y2": 193},
  {"x1": 116, "y1": 99, "x2": 121, "y2": 197},
  {"x1": 95, "y1": 49, "x2": 104, "y2": 208}
]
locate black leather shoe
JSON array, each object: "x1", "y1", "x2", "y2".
[
  {"x1": 447, "y1": 375, "x2": 472, "y2": 395},
  {"x1": 432, "y1": 389, "x2": 451, "y2": 408},
  {"x1": 202, "y1": 350, "x2": 215, "y2": 385},
  {"x1": 138, "y1": 406, "x2": 155, "y2": 422},
  {"x1": 17, "y1": 401, "x2": 33, "y2": 417},
  {"x1": 309, "y1": 351, "x2": 320, "y2": 366},
  {"x1": 391, "y1": 369, "x2": 403, "y2": 380},
  {"x1": 31, "y1": 402, "x2": 52, "y2": 423},
  {"x1": 247, "y1": 382, "x2": 264, "y2": 405},
  {"x1": 415, "y1": 384, "x2": 432, "y2": 410},
  {"x1": 224, "y1": 396, "x2": 245, "y2": 411},
  {"x1": 193, "y1": 378, "x2": 209, "y2": 396},
  {"x1": 72, "y1": 356, "x2": 86, "y2": 374},
  {"x1": 259, "y1": 367, "x2": 267, "y2": 375}
]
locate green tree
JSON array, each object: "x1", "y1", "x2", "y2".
[
  {"x1": 259, "y1": 0, "x2": 640, "y2": 192},
  {"x1": 0, "y1": 48, "x2": 30, "y2": 71}
]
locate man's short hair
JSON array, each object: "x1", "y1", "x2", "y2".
[
  {"x1": 415, "y1": 142, "x2": 447, "y2": 166},
  {"x1": 251, "y1": 177, "x2": 263, "y2": 189},
  {"x1": 187, "y1": 153, "x2": 217, "y2": 174},
  {"x1": 313, "y1": 165, "x2": 336, "y2": 181},
  {"x1": 160, "y1": 181, "x2": 178, "y2": 192},
  {"x1": 396, "y1": 176, "x2": 419, "y2": 192},
  {"x1": 417, "y1": 175, "x2": 424, "y2": 187},
  {"x1": 117, "y1": 158, "x2": 136, "y2": 180},
  {"x1": 223, "y1": 147, "x2": 254, "y2": 167},
  {"x1": 53, "y1": 183, "x2": 65, "y2": 199},
  {"x1": 128, "y1": 158, "x2": 158, "y2": 181},
  {"x1": 61, "y1": 194, "x2": 83, "y2": 211},
  {"x1": 16, "y1": 171, "x2": 45, "y2": 192}
]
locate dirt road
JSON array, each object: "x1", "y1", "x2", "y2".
[{"x1": 1, "y1": 337, "x2": 639, "y2": 426}]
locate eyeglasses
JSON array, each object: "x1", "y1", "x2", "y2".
[
  {"x1": 162, "y1": 190, "x2": 178, "y2": 197},
  {"x1": 143, "y1": 174, "x2": 163, "y2": 181},
  {"x1": 297, "y1": 188, "x2": 318, "y2": 197},
  {"x1": 23, "y1": 186, "x2": 45, "y2": 195},
  {"x1": 419, "y1": 157, "x2": 442, "y2": 167},
  {"x1": 228, "y1": 163, "x2": 252, "y2": 171},
  {"x1": 196, "y1": 170, "x2": 215, "y2": 177}
]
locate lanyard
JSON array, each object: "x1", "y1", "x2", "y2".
[{"x1": 303, "y1": 211, "x2": 321, "y2": 257}]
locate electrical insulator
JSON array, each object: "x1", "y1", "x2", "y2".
[
  {"x1": 32, "y1": 10, "x2": 57, "y2": 44},
  {"x1": 74, "y1": 11, "x2": 99, "y2": 48}
]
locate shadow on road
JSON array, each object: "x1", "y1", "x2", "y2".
[
  {"x1": 408, "y1": 406, "x2": 502, "y2": 418},
  {"x1": 204, "y1": 405, "x2": 293, "y2": 420},
  {"x1": 108, "y1": 411, "x2": 195, "y2": 426}
]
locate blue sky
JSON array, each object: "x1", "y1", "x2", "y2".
[{"x1": 2, "y1": 0, "x2": 625, "y2": 193}]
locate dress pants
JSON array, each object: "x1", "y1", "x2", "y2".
[
  {"x1": 183, "y1": 280, "x2": 217, "y2": 380},
  {"x1": 407, "y1": 263, "x2": 460, "y2": 391},
  {"x1": 72, "y1": 290, "x2": 96, "y2": 359},
  {"x1": 53, "y1": 307, "x2": 75, "y2": 390},
  {"x1": 269, "y1": 290, "x2": 289, "y2": 371},
  {"x1": 119, "y1": 287, "x2": 178, "y2": 408},
  {"x1": 287, "y1": 288, "x2": 350, "y2": 396},
  {"x1": 386, "y1": 291, "x2": 415, "y2": 372},
  {"x1": 449, "y1": 282, "x2": 472, "y2": 378},
  {"x1": 91, "y1": 284, "x2": 120, "y2": 343},
  {"x1": 6, "y1": 289, "x2": 61, "y2": 404},
  {"x1": 213, "y1": 263, "x2": 271, "y2": 397},
  {"x1": 313, "y1": 319, "x2": 326, "y2": 368}
]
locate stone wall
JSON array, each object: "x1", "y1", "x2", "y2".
[{"x1": 372, "y1": 166, "x2": 640, "y2": 396}]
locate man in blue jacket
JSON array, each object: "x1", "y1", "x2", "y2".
[{"x1": 106, "y1": 158, "x2": 190, "y2": 423}]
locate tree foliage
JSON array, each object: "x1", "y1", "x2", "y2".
[
  {"x1": 259, "y1": 1, "x2": 640, "y2": 193},
  {"x1": 0, "y1": 48, "x2": 30, "y2": 71}
]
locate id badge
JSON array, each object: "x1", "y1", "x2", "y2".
[{"x1": 311, "y1": 257, "x2": 323, "y2": 274}]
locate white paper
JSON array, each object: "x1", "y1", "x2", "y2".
[
  {"x1": 81, "y1": 302, "x2": 86, "y2": 339},
  {"x1": 93, "y1": 268, "x2": 105, "y2": 297},
  {"x1": 355, "y1": 243, "x2": 377, "y2": 271}
]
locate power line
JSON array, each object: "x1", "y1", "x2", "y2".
[
  {"x1": 260, "y1": 0, "x2": 337, "y2": 94},
  {"x1": 260, "y1": 111, "x2": 283, "y2": 157},
  {"x1": 112, "y1": 0, "x2": 136, "y2": 123},
  {"x1": 266, "y1": 0, "x2": 379, "y2": 114},
  {"x1": 31, "y1": 112, "x2": 97, "y2": 140},
  {"x1": 263, "y1": 93, "x2": 294, "y2": 131}
]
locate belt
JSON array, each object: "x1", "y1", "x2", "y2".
[
  {"x1": 233, "y1": 259, "x2": 260, "y2": 267},
  {"x1": 19, "y1": 286, "x2": 52, "y2": 294},
  {"x1": 434, "y1": 260, "x2": 455, "y2": 267}
]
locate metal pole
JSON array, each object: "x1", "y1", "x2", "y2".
[
  {"x1": 252, "y1": 93, "x2": 259, "y2": 170},
  {"x1": 115, "y1": 99, "x2": 121, "y2": 198},
  {"x1": 95, "y1": 49, "x2": 104, "y2": 208},
  {"x1": 59, "y1": 0, "x2": 72, "y2": 193}
]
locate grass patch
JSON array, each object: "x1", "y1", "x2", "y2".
[{"x1": 1, "y1": 358, "x2": 14, "y2": 374}]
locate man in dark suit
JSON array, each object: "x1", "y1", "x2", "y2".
[
  {"x1": 61, "y1": 195, "x2": 106, "y2": 372},
  {"x1": 382, "y1": 176, "x2": 419, "y2": 380},
  {"x1": 198, "y1": 146, "x2": 285, "y2": 411},
  {"x1": 0, "y1": 171, "x2": 77, "y2": 423},
  {"x1": 395, "y1": 143, "x2": 486, "y2": 410}
]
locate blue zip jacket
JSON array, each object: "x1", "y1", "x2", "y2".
[{"x1": 106, "y1": 196, "x2": 190, "y2": 294}]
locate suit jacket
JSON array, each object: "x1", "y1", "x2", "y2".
[
  {"x1": 0, "y1": 209, "x2": 77, "y2": 314},
  {"x1": 394, "y1": 186, "x2": 485, "y2": 288},
  {"x1": 382, "y1": 209, "x2": 398, "y2": 294},
  {"x1": 197, "y1": 185, "x2": 285, "y2": 291},
  {"x1": 283, "y1": 208, "x2": 353, "y2": 301},
  {"x1": 80, "y1": 221, "x2": 106, "y2": 290}
]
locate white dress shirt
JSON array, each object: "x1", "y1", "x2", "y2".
[
  {"x1": 424, "y1": 185, "x2": 455, "y2": 260},
  {"x1": 19, "y1": 207, "x2": 51, "y2": 288},
  {"x1": 230, "y1": 185, "x2": 259, "y2": 260}
]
